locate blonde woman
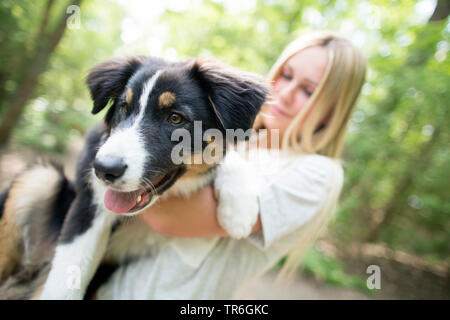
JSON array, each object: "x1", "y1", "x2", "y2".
[{"x1": 96, "y1": 30, "x2": 367, "y2": 299}]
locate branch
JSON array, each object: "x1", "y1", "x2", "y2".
[
  {"x1": 38, "y1": 0, "x2": 56, "y2": 37},
  {"x1": 430, "y1": 0, "x2": 450, "y2": 21},
  {"x1": 366, "y1": 127, "x2": 441, "y2": 242},
  {"x1": 44, "y1": 0, "x2": 82, "y2": 52}
]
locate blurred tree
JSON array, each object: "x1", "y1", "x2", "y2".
[
  {"x1": 334, "y1": 1, "x2": 449, "y2": 246},
  {"x1": 334, "y1": 3, "x2": 449, "y2": 262},
  {"x1": 0, "y1": 0, "x2": 125, "y2": 152},
  {"x1": 0, "y1": 0, "x2": 82, "y2": 147}
]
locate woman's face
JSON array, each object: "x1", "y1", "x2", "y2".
[{"x1": 264, "y1": 46, "x2": 329, "y2": 135}]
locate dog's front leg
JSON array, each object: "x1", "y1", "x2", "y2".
[
  {"x1": 214, "y1": 150, "x2": 263, "y2": 239},
  {"x1": 39, "y1": 197, "x2": 115, "y2": 300}
]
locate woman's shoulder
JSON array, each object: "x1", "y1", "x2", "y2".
[
  {"x1": 296, "y1": 153, "x2": 342, "y2": 171},
  {"x1": 248, "y1": 149, "x2": 343, "y2": 190},
  {"x1": 286, "y1": 153, "x2": 343, "y2": 176},
  {"x1": 279, "y1": 153, "x2": 344, "y2": 191}
]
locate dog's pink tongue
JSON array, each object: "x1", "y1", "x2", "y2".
[{"x1": 104, "y1": 189, "x2": 138, "y2": 214}]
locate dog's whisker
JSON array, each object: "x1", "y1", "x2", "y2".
[{"x1": 142, "y1": 177, "x2": 157, "y2": 195}]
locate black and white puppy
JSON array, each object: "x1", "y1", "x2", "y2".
[{"x1": 25, "y1": 56, "x2": 267, "y2": 299}]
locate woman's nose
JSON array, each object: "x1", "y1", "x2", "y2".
[{"x1": 278, "y1": 82, "x2": 296, "y2": 107}]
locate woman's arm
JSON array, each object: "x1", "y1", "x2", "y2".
[{"x1": 139, "y1": 184, "x2": 262, "y2": 238}]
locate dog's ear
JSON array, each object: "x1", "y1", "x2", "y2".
[
  {"x1": 188, "y1": 59, "x2": 269, "y2": 131},
  {"x1": 87, "y1": 56, "x2": 147, "y2": 114}
]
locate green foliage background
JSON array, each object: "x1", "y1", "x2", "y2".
[{"x1": 0, "y1": 0, "x2": 448, "y2": 292}]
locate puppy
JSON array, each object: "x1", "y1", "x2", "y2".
[{"x1": 0, "y1": 56, "x2": 267, "y2": 299}]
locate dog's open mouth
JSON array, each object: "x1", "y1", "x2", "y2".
[{"x1": 104, "y1": 168, "x2": 181, "y2": 215}]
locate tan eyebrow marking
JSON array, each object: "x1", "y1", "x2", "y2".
[
  {"x1": 158, "y1": 91, "x2": 176, "y2": 108},
  {"x1": 126, "y1": 88, "x2": 133, "y2": 104}
]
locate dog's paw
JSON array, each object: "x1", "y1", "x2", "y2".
[
  {"x1": 217, "y1": 191, "x2": 259, "y2": 239},
  {"x1": 214, "y1": 150, "x2": 261, "y2": 239}
]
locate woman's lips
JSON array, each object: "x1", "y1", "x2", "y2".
[{"x1": 270, "y1": 105, "x2": 291, "y2": 118}]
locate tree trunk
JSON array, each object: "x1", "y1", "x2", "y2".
[
  {"x1": 366, "y1": 127, "x2": 441, "y2": 242},
  {"x1": 430, "y1": 0, "x2": 450, "y2": 21},
  {"x1": 362, "y1": 1, "x2": 446, "y2": 242},
  {"x1": 0, "y1": 0, "x2": 82, "y2": 147}
]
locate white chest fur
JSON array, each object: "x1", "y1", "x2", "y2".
[{"x1": 163, "y1": 170, "x2": 215, "y2": 199}]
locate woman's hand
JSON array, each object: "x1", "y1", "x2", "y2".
[{"x1": 139, "y1": 184, "x2": 262, "y2": 238}]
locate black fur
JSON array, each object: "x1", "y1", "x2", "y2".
[
  {"x1": 0, "y1": 188, "x2": 8, "y2": 221},
  {"x1": 87, "y1": 55, "x2": 151, "y2": 115},
  {"x1": 188, "y1": 59, "x2": 266, "y2": 131},
  {"x1": 47, "y1": 167, "x2": 76, "y2": 236},
  {"x1": 59, "y1": 124, "x2": 107, "y2": 243},
  {"x1": 84, "y1": 263, "x2": 118, "y2": 300}
]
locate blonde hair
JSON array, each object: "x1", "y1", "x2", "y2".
[
  {"x1": 254, "y1": 30, "x2": 366, "y2": 157},
  {"x1": 254, "y1": 30, "x2": 366, "y2": 281}
]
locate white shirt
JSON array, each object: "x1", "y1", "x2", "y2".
[{"x1": 96, "y1": 154, "x2": 343, "y2": 299}]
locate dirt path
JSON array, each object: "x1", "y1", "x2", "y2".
[{"x1": 234, "y1": 272, "x2": 370, "y2": 300}]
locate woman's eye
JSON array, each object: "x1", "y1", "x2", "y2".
[
  {"x1": 302, "y1": 87, "x2": 313, "y2": 97},
  {"x1": 168, "y1": 113, "x2": 184, "y2": 125},
  {"x1": 280, "y1": 71, "x2": 292, "y2": 80}
]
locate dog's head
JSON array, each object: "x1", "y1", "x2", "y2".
[{"x1": 86, "y1": 56, "x2": 267, "y2": 216}]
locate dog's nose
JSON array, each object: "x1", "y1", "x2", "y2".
[{"x1": 94, "y1": 156, "x2": 127, "y2": 184}]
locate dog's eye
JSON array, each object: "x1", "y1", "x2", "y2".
[
  {"x1": 168, "y1": 113, "x2": 184, "y2": 125},
  {"x1": 120, "y1": 102, "x2": 128, "y2": 113}
]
